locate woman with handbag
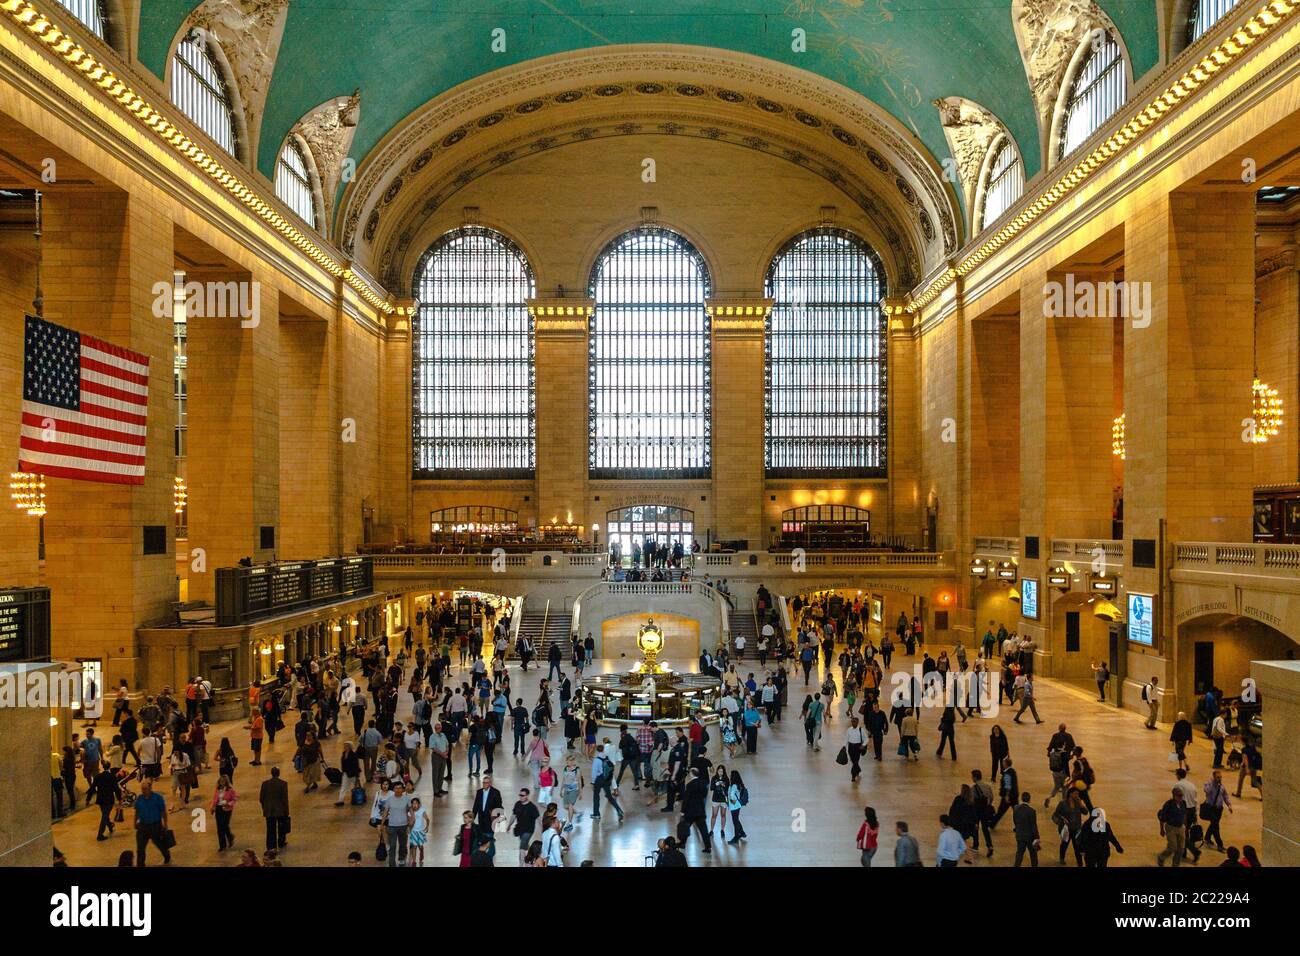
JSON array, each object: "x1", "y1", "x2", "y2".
[
  {"x1": 216, "y1": 737, "x2": 238, "y2": 782},
  {"x1": 210, "y1": 774, "x2": 237, "y2": 851},
  {"x1": 844, "y1": 716, "x2": 866, "y2": 781},
  {"x1": 708, "y1": 765, "x2": 730, "y2": 837}
]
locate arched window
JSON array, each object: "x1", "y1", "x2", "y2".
[
  {"x1": 56, "y1": 0, "x2": 106, "y2": 38},
  {"x1": 412, "y1": 228, "x2": 536, "y2": 478},
  {"x1": 171, "y1": 30, "x2": 237, "y2": 157},
  {"x1": 588, "y1": 227, "x2": 712, "y2": 479},
  {"x1": 764, "y1": 229, "x2": 886, "y2": 477},
  {"x1": 275, "y1": 138, "x2": 318, "y2": 228},
  {"x1": 1187, "y1": 0, "x2": 1240, "y2": 43},
  {"x1": 1059, "y1": 31, "x2": 1127, "y2": 160},
  {"x1": 977, "y1": 137, "x2": 1024, "y2": 231}
]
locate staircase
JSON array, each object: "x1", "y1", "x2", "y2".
[
  {"x1": 730, "y1": 607, "x2": 758, "y2": 654},
  {"x1": 516, "y1": 602, "x2": 571, "y2": 661}
]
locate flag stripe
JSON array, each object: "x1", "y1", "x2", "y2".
[
  {"x1": 21, "y1": 412, "x2": 146, "y2": 446},
  {"x1": 18, "y1": 456, "x2": 145, "y2": 485},
  {"x1": 81, "y1": 356, "x2": 149, "y2": 388},
  {"x1": 82, "y1": 339, "x2": 150, "y2": 377},
  {"x1": 81, "y1": 376, "x2": 149, "y2": 408},
  {"x1": 19, "y1": 432, "x2": 146, "y2": 465},
  {"x1": 78, "y1": 399, "x2": 149, "y2": 428}
]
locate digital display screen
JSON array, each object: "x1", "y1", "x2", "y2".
[
  {"x1": 630, "y1": 703, "x2": 652, "y2": 719},
  {"x1": 1128, "y1": 593, "x2": 1155, "y2": 646},
  {"x1": 1021, "y1": 578, "x2": 1039, "y2": 620}
]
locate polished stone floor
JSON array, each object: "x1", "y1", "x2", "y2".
[{"x1": 51, "y1": 652, "x2": 1263, "y2": 867}]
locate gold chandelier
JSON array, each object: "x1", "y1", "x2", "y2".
[
  {"x1": 1111, "y1": 414, "x2": 1125, "y2": 459},
  {"x1": 173, "y1": 475, "x2": 188, "y2": 514},
  {"x1": 9, "y1": 471, "x2": 46, "y2": 516},
  {"x1": 1252, "y1": 379, "x2": 1283, "y2": 444}
]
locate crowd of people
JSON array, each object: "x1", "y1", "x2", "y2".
[{"x1": 49, "y1": 589, "x2": 1268, "y2": 869}]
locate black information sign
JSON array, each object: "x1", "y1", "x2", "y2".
[
  {"x1": 0, "y1": 587, "x2": 51, "y2": 662},
  {"x1": 216, "y1": 557, "x2": 373, "y2": 626}
]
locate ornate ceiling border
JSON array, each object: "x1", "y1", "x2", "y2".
[
  {"x1": 337, "y1": 46, "x2": 960, "y2": 265},
  {"x1": 374, "y1": 109, "x2": 923, "y2": 294}
]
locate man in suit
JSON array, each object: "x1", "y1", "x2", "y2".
[
  {"x1": 1012, "y1": 791, "x2": 1040, "y2": 867},
  {"x1": 473, "y1": 773, "x2": 503, "y2": 856},
  {"x1": 259, "y1": 766, "x2": 290, "y2": 851},
  {"x1": 676, "y1": 767, "x2": 712, "y2": 853}
]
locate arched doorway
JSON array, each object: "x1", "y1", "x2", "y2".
[
  {"x1": 1176, "y1": 613, "x2": 1298, "y2": 722},
  {"x1": 606, "y1": 504, "x2": 695, "y2": 565}
]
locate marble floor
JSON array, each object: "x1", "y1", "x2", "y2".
[{"x1": 50, "y1": 653, "x2": 1264, "y2": 868}]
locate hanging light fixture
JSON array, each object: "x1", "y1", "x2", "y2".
[
  {"x1": 1252, "y1": 378, "x2": 1283, "y2": 443},
  {"x1": 9, "y1": 471, "x2": 46, "y2": 516},
  {"x1": 173, "y1": 475, "x2": 188, "y2": 514},
  {"x1": 1111, "y1": 414, "x2": 1125, "y2": 459}
]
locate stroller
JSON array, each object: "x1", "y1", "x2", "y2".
[{"x1": 115, "y1": 765, "x2": 141, "y2": 813}]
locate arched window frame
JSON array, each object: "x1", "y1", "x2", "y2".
[
  {"x1": 1053, "y1": 30, "x2": 1129, "y2": 163},
  {"x1": 411, "y1": 227, "x2": 537, "y2": 479},
  {"x1": 274, "y1": 135, "x2": 322, "y2": 230},
  {"x1": 170, "y1": 28, "x2": 241, "y2": 159},
  {"x1": 763, "y1": 228, "x2": 887, "y2": 479},
  {"x1": 587, "y1": 226, "x2": 713, "y2": 480},
  {"x1": 974, "y1": 134, "x2": 1024, "y2": 233}
]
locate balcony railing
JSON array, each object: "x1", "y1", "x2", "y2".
[
  {"x1": 1051, "y1": 538, "x2": 1124, "y2": 560},
  {"x1": 973, "y1": 536, "x2": 1019, "y2": 556},
  {"x1": 1174, "y1": 542, "x2": 1300, "y2": 573}
]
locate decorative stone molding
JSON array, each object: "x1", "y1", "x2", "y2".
[
  {"x1": 338, "y1": 47, "x2": 959, "y2": 270},
  {"x1": 528, "y1": 297, "x2": 594, "y2": 336},
  {"x1": 289, "y1": 91, "x2": 360, "y2": 231},
  {"x1": 185, "y1": 0, "x2": 290, "y2": 161},
  {"x1": 1257, "y1": 249, "x2": 1298, "y2": 279},
  {"x1": 707, "y1": 297, "x2": 772, "y2": 335},
  {"x1": 1011, "y1": 0, "x2": 1116, "y2": 156},
  {"x1": 934, "y1": 97, "x2": 1009, "y2": 222}
]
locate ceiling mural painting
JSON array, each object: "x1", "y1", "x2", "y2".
[{"x1": 137, "y1": 1, "x2": 1160, "y2": 206}]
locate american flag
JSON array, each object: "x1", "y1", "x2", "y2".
[{"x1": 19, "y1": 315, "x2": 150, "y2": 485}]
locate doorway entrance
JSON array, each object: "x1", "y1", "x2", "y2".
[{"x1": 606, "y1": 504, "x2": 694, "y2": 565}]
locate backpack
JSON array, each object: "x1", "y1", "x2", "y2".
[
  {"x1": 1048, "y1": 748, "x2": 1066, "y2": 773},
  {"x1": 1142, "y1": 683, "x2": 1153, "y2": 703},
  {"x1": 737, "y1": 785, "x2": 749, "y2": 807},
  {"x1": 351, "y1": 785, "x2": 366, "y2": 806}
]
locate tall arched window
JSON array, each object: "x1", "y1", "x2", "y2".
[
  {"x1": 977, "y1": 137, "x2": 1024, "y2": 231},
  {"x1": 275, "y1": 138, "x2": 318, "y2": 229},
  {"x1": 765, "y1": 229, "x2": 886, "y2": 477},
  {"x1": 412, "y1": 228, "x2": 536, "y2": 478},
  {"x1": 1059, "y1": 32, "x2": 1127, "y2": 160},
  {"x1": 56, "y1": 0, "x2": 106, "y2": 38},
  {"x1": 1188, "y1": 0, "x2": 1240, "y2": 43},
  {"x1": 588, "y1": 227, "x2": 712, "y2": 479},
  {"x1": 171, "y1": 30, "x2": 237, "y2": 157}
]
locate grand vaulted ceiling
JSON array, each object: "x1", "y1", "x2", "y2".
[{"x1": 132, "y1": 1, "x2": 1163, "y2": 286}]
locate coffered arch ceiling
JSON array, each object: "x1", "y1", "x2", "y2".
[
  {"x1": 354, "y1": 48, "x2": 961, "y2": 291},
  {"x1": 134, "y1": 1, "x2": 1161, "y2": 284}
]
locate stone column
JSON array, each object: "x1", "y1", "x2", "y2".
[
  {"x1": 1017, "y1": 263, "x2": 1116, "y2": 675},
  {"x1": 707, "y1": 298, "x2": 770, "y2": 547},
  {"x1": 1125, "y1": 191, "x2": 1255, "y2": 714},
  {"x1": 529, "y1": 299, "x2": 591, "y2": 528},
  {"x1": 40, "y1": 190, "x2": 177, "y2": 688},
  {"x1": 1252, "y1": 659, "x2": 1300, "y2": 866},
  {"x1": 187, "y1": 273, "x2": 281, "y2": 601},
  {"x1": 279, "y1": 305, "x2": 336, "y2": 558},
  {"x1": 887, "y1": 300, "x2": 921, "y2": 546}
]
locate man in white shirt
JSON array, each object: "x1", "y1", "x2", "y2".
[
  {"x1": 542, "y1": 815, "x2": 565, "y2": 866},
  {"x1": 936, "y1": 815, "x2": 967, "y2": 866}
]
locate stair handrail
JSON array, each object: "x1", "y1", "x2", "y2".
[{"x1": 509, "y1": 594, "x2": 525, "y2": 645}]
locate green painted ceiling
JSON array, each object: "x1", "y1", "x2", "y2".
[{"x1": 137, "y1": 1, "x2": 1159, "y2": 202}]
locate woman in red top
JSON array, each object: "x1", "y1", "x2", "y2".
[{"x1": 856, "y1": 806, "x2": 880, "y2": 867}]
